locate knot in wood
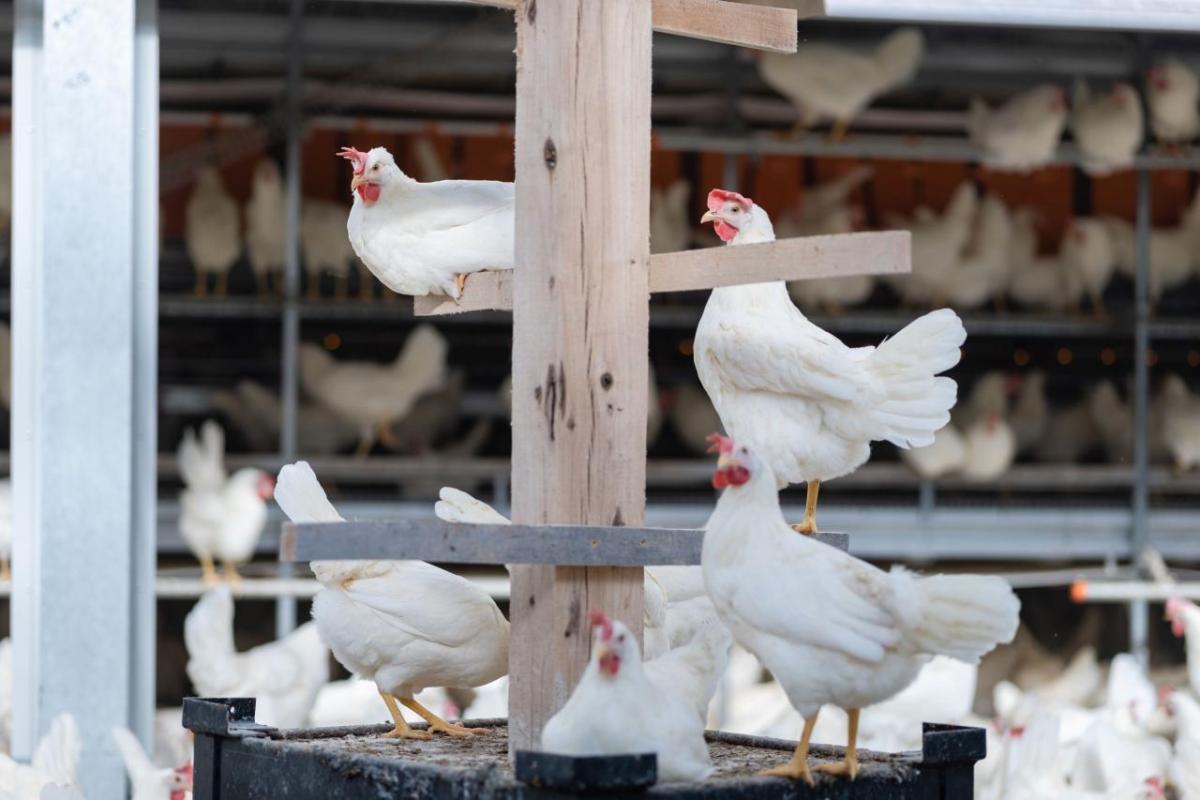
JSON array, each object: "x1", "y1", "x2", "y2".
[
  {"x1": 543, "y1": 138, "x2": 557, "y2": 170},
  {"x1": 600, "y1": 372, "x2": 614, "y2": 390}
]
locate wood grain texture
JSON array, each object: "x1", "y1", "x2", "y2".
[
  {"x1": 415, "y1": 231, "x2": 912, "y2": 315},
  {"x1": 507, "y1": 0, "x2": 653, "y2": 752},
  {"x1": 282, "y1": 520, "x2": 848, "y2": 563},
  {"x1": 454, "y1": 0, "x2": 801, "y2": 52}
]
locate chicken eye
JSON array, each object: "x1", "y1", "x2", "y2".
[{"x1": 617, "y1": 634, "x2": 626, "y2": 643}]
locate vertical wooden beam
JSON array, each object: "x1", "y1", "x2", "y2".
[{"x1": 508, "y1": 0, "x2": 651, "y2": 752}]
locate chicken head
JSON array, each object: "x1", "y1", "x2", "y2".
[
  {"x1": 338, "y1": 145, "x2": 399, "y2": 205},
  {"x1": 700, "y1": 189, "x2": 755, "y2": 242},
  {"x1": 706, "y1": 433, "x2": 751, "y2": 489},
  {"x1": 589, "y1": 609, "x2": 638, "y2": 678}
]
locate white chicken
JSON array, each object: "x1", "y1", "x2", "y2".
[
  {"x1": 757, "y1": 28, "x2": 924, "y2": 141},
  {"x1": 968, "y1": 85, "x2": 1067, "y2": 172},
  {"x1": 299, "y1": 324, "x2": 448, "y2": 457},
  {"x1": 540, "y1": 610, "x2": 715, "y2": 783},
  {"x1": 0, "y1": 480, "x2": 11, "y2": 583},
  {"x1": 1009, "y1": 208, "x2": 1081, "y2": 311},
  {"x1": 177, "y1": 421, "x2": 274, "y2": 584},
  {"x1": 184, "y1": 585, "x2": 329, "y2": 730},
  {"x1": 1011, "y1": 371, "x2": 1050, "y2": 456},
  {"x1": 1071, "y1": 81, "x2": 1144, "y2": 175},
  {"x1": 0, "y1": 714, "x2": 81, "y2": 799},
  {"x1": 885, "y1": 182, "x2": 978, "y2": 307},
  {"x1": 961, "y1": 414, "x2": 1016, "y2": 481},
  {"x1": 274, "y1": 461, "x2": 509, "y2": 739},
  {"x1": 899, "y1": 423, "x2": 966, "y2": 480},
  {"x1": 701, "y1": 434, "x2": 1019, "y2": 782},
  {"x1": 1059, "y1": 218, "x2": 1116, "y2": 315},
  {"x1": 301, "y1": 199, "x2": 355, "y2": 299},
  {"x1": 1156, "y1": 374, "x2": 1200, "y2": 472},
  {"x1": 1165, "y1": 597, "x2": 1200, "y2": 697},
  {"x1": 111, "y1": 727, "x2": 191, "y2": 800},
  {"x1": 339, "y1": 146, "x2": 514, "y2": 299},
  {"x1": 1089, "y1": 381, "x2": 1134, "y2": 464},
  {"x1": 1147, "y1": 60, "x2": 1200, "y2": 146},
  {"x1": 245, "y1": 158, "x2": 286, "y2": 296},
  {"x1": 697, "y1": 188, "x2": 966, "y2": 534},
  {"x1": 665, "y1": 383, "x2": 724, "y2": 456},
  {"x1": 1033, "y1": 395, "x2": 1100, "y2": 463},
  {"x1": 184, "y1": 166, "x2": 241, "y2": 297},
  {"x1": 945, "y1": 194, "x2": 1013, "y2": 311},
  {"x1": 210, "y1": 379, "x2": 360, "y2": 456},
  {"x1": 650, "y1": 180, "x2": 692, "y2": 255}
]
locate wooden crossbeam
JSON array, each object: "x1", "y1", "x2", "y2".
[
  {"x1": 280, "y1": 520, "x2": 849, "y2": 565},
  {"x1": 414, "y1": 230, "x2": 911, "y2": 316},
  {"x1": 455, "y1": 0, "x2": 807, "y2": 53}
]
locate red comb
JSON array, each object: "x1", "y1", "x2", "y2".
[
  {"x1": 337, "y1": 146, "x2": 368, "y2": 176},
  {"x1": 706, "y1": 433, "x2": 734, "y2": 454},
  {"x1": 707, "y1": 188, "x2": 753, "y2": 213},
  {"x1": 588, "y1": 609, "x2": 613, "y2": 640}
]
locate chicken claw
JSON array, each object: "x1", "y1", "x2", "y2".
[
  {"x1": 453, "y1": 273, "x2": 467, "y2": 299},
  {"x1": 400, "y1": 696, "x2": 486, "y2": 738},
  {"x1": 200, "y1": 556, "x2": 220, "y2": 586},
  {"x1": 814, "y1": 708, "x2": 860, "y2": 780},
  {"x1": 378, "y1": 691, "x2": 434, "y2": 740},
  {"x1": 759, "y1": 715, "x2": 817, "y2": 786},
  {"x1": 790, "y1": 480, "x2": 820, "y2": 536}
]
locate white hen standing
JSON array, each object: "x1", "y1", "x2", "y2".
[
  {"x1": 541, "y1": 610, "x2": 715, "y2": 783},
  {"x1": 945, "y1": 194, "x2": 1013, "y2": 311},
  {"x1": 758, "y1": 28, "x2": 924, "y2": 141},
  {"x1": 301, "y1": 199, "x2": 355, "y2": 299},
  {"x1": 1156, "y1": 374, "x2": 1200, "y2": 472},
  {"x1": 1060, "y1": 218, "x2": 1116, "y2": 316},
  {"x1": 339, "y1": 146, "x2": 514, "y2": 299},
  {"x1": 968, "y1": 85, "x2": 1068, "y2": 172},
  {"x1": 701, "y1": 435, "x2": 1019, "y2": 783},
  {"x1": 1071, "y1": 81, "x2": 1144, "y2": 176},
  {"x1": 245, "y1": 159, "x2": 286, "y2": 296},
  {"x1": 111, "y1": 727, "x2": 191, "y2": 800},
  {"x1": 696, "y1": 188, "x2": 965, "y2": 534},
  {"x1": 886, "y1": 182, "x2": 978, "y2": 307},
  {"x1": 184, "y1": 166, "x2": 241, "y2": 297},
  {"x1": 1147, "y1": 61, "x2": 1200, "y2": 146},
  {"x1": 275, "y1": 461, "x2": 509, "y2": 739}
]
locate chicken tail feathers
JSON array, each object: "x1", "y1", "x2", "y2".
[
  {"x1": 32, "y1": 714, "x2": 81, "y2": 790},
  {"x1": 874, "y1": 27, "x2": 925, "y2": 90},
  {"x1": 275, "y1": 461, "x2": 344, "y2": 524},
  {"x1": 184, "y1": 585, "x2": 244, "y2": 695},
  {"x1": 111, "y1": 726, "x2": 155, "y2": 784},
  {"x1": 867, "y1": 308, "x2": 965, "y2": 448},
  {"x1": 891, "y1": 568, "x2": 1020, "y2": 663},
  {"x1": 434, "y1": 487, "x2": 511, "y2": 526}
]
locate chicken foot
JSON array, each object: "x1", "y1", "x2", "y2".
[
  {"x1": 222, "y1": 560, "x2": 243, "y2": 586},
  {"x1": 399, "y1": 696, "x2": 486, "y2": 738},
  {"x1": 814, "y1": 708, "x2": 859, "y2": 780},
  {"x1": 790, "y1": 480, "x2": 820, "y2": 535},
  {"x1": 760, "y1": 713, "x2": 817, "y2": 785},
  {"x1": 199, "y1": 555, "x2": 219, "y2": 586},
  {"x1": 378, "y1": 690, "x2": 432, "y2": 741},
  {"x1": 453, "y1": 273, "x2": 468, "y2": 299}
]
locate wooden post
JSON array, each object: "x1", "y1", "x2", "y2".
[{"x1": 508, "y1": 0, "x2": 652, "y2": 752}]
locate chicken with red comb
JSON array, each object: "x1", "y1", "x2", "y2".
[
  {"x1": 1146, "y1": 60, "x2": 1200, "y2": 146},
  {"x1": 337, "y1": 144, "x2": 514, "y2": 299}
]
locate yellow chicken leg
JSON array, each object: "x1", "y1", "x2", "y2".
[
  {"x1": 453, "y1": 273, "x2": 468, "y2": 298},
  {"x1": 200, "y1": 555, "x2": 219, "y2": 586},
  {"x1": 814, "y1": 708, "x2": 860, "y2": 780},
  {"x1": 760, "y1": 713, "x2": 818, "y2": 785},
  {"x1": 791, "y1": 480, "x2": 820, "y2": 536},
  {"x1": 379, "y1": 690, "x2": 432, "y2": 741},
  {"x1": 0, "y1": 558, "x2": 10, "y2": 583},
  {"x1": 222, "y1": 560, "x2": 243, "y2": 586},
  {"x1": 399, "y1": 696, "x2": 485, "y2": 738}
]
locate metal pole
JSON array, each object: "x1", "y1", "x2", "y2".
[
  {"x1": 276, "y1": 0, "x2": 303, "y2": 638},
  {"x1": 1130, "y1": 167, "x2": 1152, "y2": 666}
]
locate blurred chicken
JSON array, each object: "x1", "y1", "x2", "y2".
[
  {"x1": 301, "y1": 199, "x2": 355, "y2": 299},
  {"x1": 1009, "y1": 208, "x2": 1081, "y2": 311},
  {"x1": 1165, "y1": 597, "x2": 1200, "y2": 697},
  {"x1": 1071, "y1": 81, "x2": 1144, "y2": 175},
  {"x1": 541, "y1": 610, "x2": 715, "y2": 783},
  {"x1": 650, "y1": 180, "x2": 692, "y2": 255},
  {"x1": 383, "y1": 369, "x2": 468, "y2": 455},
  {"x1": 960, "y1": 413, "x2": 1016, "y2": 481},
  {"x1": 177, "y1": 421, "x2": 274, "y2": 584},
  {"x1": 899, "y1": 423, "x2": 966, "y2": 480},
  {"x1": 758, "y1": 28, "x2": 924, "y2": 141},
  {"x1": 299, "y1": 325, "x2": 448, "y2": 457},
  {"x1": 275, "y1": 462, "x2": 508, "y2": 740},
  {"x1": 1011, "y1": 371, "x2": 1050, "y2": 456},
  {"x1": 1147, "y1": 60, "x2": 1200, "y2": 146},
  {"x1": 0, "y1": 714, "x2": 80, "y2": 798},
  {"x1": 245, "y1": 159, "x2": 286, "y2": 296},
  {"x1": 666, "y1": 384, "x2": 724, "y2": 456},
  {"x1": 885, "y1": 182, "x2": 977, "y2": 307},
  {"x1": 1103, "y1": 205, "x2": 1197, "y2": 306},
  {"x1": 1089, "y1": 381, "x2": 1134, "y2": 464},
  {"x1": 184, "y1": 166, "x2": 241, "y2": 297},
  {"x1": 1060, "y1": 217, "x2": 1116, "y2": 315},
  {"x1": 211, "y1": 379, "x2": 360, "y2": 456},
  {"x1": 112, "y1": 727, "x2": 191, "y2": 800},
  {"x1": 1156, "y1": 374, "x2": 1200, "y2": 472},
  {"x1": 185, "y1": 585, "x2": 328, "y2": 729},
  {"x1": 968, "y1": 85, "x2": 1067, "y2": 172},
  {"x1": 152, "y1": 708, "x2": 190, "y2": 771},
  {"x1": 945, "y1": 194, "x2": 1013, "y2": 311},
  {"x1": 1033, "y1": 395, "x2": 1100, "y2": 463}
]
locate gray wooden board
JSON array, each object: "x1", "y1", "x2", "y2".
[{"x1": 281, "y1": 520, "x2": 848, "y2": 566}]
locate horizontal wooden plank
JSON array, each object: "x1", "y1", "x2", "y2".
[
  {"x1": 281, "y1": 520, "x2": 847, "y2": 566},
  {"x1": 415, "y1": 231, "x2": 911, "y2": 316},
  {"x1": 454, "y1": 0, "x2": 801, "y2": 53}
]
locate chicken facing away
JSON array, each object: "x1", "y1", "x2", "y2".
[
  {"x1": 339, "y1": 146, "x2": 514, "y2": 299},
  {"x1": 177, "y1": 421, "x2": 274, "y2": 584},
  {"x1": 1157, "y1": 374, "x2": 1200, "y2": 472},
  {"x1": 1147, "y1": 60, "x2": 1200, "y2": 145},
  {"x1": 299, "y1": 324, "x2": 448, "y2": 457},
  {"x1": 758, "y1": 28, "x2": 924, "y2": 141},
  {"x1": 541, "y1": 611, "x2": 715, "y2": 783},
  {"x1": 697, "y1": 188, "x2": 965, "y2": 534},
  {"x1": 1071, "y1": 81, "x2": 1144, "y2": 176},
  {"x1": 650, "y1": 180, "x2": 692, "y2": 255},
  {"x1": 184, "y1": 585, "x2": 329, "y2": 730},
  {"x1": 301, "y1": 199, "x2": 356, "y2": 299},
  {"x1": 184, "y1": 166, "x2": 241, "y2": 297},
  {"x1": 112, "y1": 727, "x2": 191, "y2": 800},
  {"x1": 0, "y1": 713, "x2": 81, "y2": 799},
  {"x1": 702, "y1": 434, "x2": 1019, "y2": 783},
  {"x1": 274, "y1": 461, "x2": 509, "y2": 739},
  {"x1": 245, "y1": 158, "x2": 286, "y2": 296},
  {"x1": 968, "y1": 85, "x2": 1067, "y2": 172}
]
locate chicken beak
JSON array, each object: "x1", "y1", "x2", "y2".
[
  {"x1": 700, "y1": 210, "x2": 717, "y2": 225},
  {"x1": 350, "y1": 174, "x2": 367, "y2": 191},
  {"x1": 716, "y1": 453, "x2": 736, "y2": 470}
]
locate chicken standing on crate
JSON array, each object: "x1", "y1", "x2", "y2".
[
  {"x1": 1071, "y1": 81, "x2": 1144, "y2": 176},
  {"x1": 968, "y1": 85, "x2": 1068, "y2": 172},
  {"x1": 756, "y1": 28, "x2": 924, "y2": 141},
  {"x1": 702, "y1": 434, "x2": 1019, "y2": 783},
  {"x1": 177, "y1": 421, "x2": 274, "y2": 584},
  {"x1": 184, "y1": 585, "x2": 328, "y2": 730},
  {"x1": 1146, "y1": 60, "x2": 1200, "y2": 147},
  {"x1": 274, "y1": 461, "x2": 509, "y2": 739},
  {"x1": 245, "y1": 159, "x2": 286, "y2": 296},
  {"x1": 696, "y1": 188, "x2": 965, "y2": 534},
  {"x1": 301, "y1": 199, "x2": 355, "y2": 299},
  {"x1": 184, "y1": 166, "x2": 241, "y2": 297},
  {"x1": 337, "y1": 146, "x2": 514, "y2": 299},
  {"x1": 299, "y1": 324, "x2": 448, "y2": 457}
]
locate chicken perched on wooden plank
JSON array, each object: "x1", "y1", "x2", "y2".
[
  {"x1": 338, "y1": 146, "x2": 514, "y2": 299},
  {"x1": 702, "y1": 434, "x2": 1019, "y2": 784},
  {"x1": 275, "y1": 461, "x2": 509, "y2": 740},
  {"x1": 184, "y1": 166, "x2": 241, "y2": 296},
  {"x1": 696, "y1": 188, "x2": 965, "y2": 533}
]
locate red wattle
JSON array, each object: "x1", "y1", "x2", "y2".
[
  {"x1": 357, "y1": 182, "x2": 381, "y2": 204},
  {"x1": 714, "y1": 220, "x2": 737, "y2": 242},
  {"x1": 712, "y1": 470, "x2": 729, "y2": 489}
]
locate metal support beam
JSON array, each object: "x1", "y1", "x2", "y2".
[
  {"x1": 11, "y1": 0, "x2": 153, "y2": 793},
  {"x1": 1130, "y1": 167, "x2": 1152, "y2": 667}
]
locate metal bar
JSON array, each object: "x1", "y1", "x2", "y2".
[
  {"x1": 1131, "y1": 167, "x2": 1152, "y2": 666},
  {"x1": 276, "y1": 0, "x2": 304, "y2": 639},
  {"x1": 1071, "y1": 580, "x2": 1199, "y2": 603}
]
